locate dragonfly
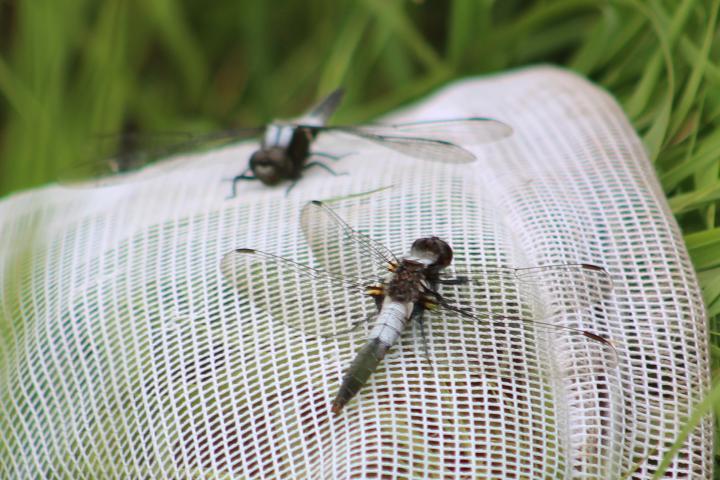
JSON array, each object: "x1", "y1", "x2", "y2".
[
  {"x1": 60, "y1": 89, "x2": 513, "y2": 197},
  {"x1": 221, "y1": 201, "x2": 616, "y2": 414}
]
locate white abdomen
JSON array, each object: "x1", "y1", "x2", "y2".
[{"x1": 368, "y1": 300, "x2": 412, "y2": 348}]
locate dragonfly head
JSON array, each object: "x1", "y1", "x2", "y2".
[
  {"x1": 249, "y1": 147, "x2": 294, "y2": 185},
  {"x1": 409, "y1": 237, "x2": 453, "y2": 271}
]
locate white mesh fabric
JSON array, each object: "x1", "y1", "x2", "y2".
[{"x1": 0, "y1": 66, "x2": 712, "y2": 479}]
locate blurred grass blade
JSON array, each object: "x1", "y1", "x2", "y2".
[
  {"x1": 138, "y1": 0, "x2": 207, "y2": 99},
  {"x1": 698, "y1": 268, "x2": 720, "y2": 317},
  {"x1": 661, "y1": 128, "x2": 720, "y2": 191},
  {"x1": 669, "y1": 182, "x2": 720, "y2": 214},
  {"x1": 358, "y1": 0, "x2": 446, "y2": 73},
  {"x1": 624, "y1": 0, "x2": 692, "y2": 119},
  {"x1": 650, "y1": 379, "x2": 720, "y2": 479},
  {"x1": 317, "y1": 8, "x2": 370, "y2": 96},
  {"x1": 618, "y1": 0, "x2": 678, "y2": 159},
  {"x1": 447, "y1": 0, "x2": 494, "y2": 68},
  {"x1": 0, "y1": 55, "x2": 37, "y2": 120},
  {"x1": 669, "y1": 0, "x2": 719, "y2": 137},
  {"x1": 685, "y1": 228, "x2": 720, "y2": 271}
]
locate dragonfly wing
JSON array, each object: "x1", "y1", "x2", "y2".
[
  {"x1": 299, "y1": 88, "x2": 345, "y2": 126},
  {"x1": 352, "y1": 118, "x2": 512, "y2": 145},
  {"x1": 59, "y1": 128, "x2": 262, "y2": 187},
  {"x1": 345, "y1": 132, "x2": 478, "y2": 163},
  {"x1": 422, "y1": 302, "x2": 617, "y2": 375},
  {"x1": 420, "y1": 262, "x2": 617, "y2": 376},
  {"x1": 439, "y1": 263, "x2": 614, "y2": 314},
  {"x1": 221, "y1": 248, "x2": 378, "y2": 341},
  {"x1": 300, "y1": 200, "x2": 398, "y2": 285},
  {"x1": 302, "y1": 118, "x2": 511, "y2": 163}
]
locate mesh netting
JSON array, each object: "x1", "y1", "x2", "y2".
[{"x1": 0, "y1": 66, "x2": 712, "y2": 479}]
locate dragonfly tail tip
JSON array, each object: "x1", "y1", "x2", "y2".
[{"x1": 331, "y1": 402, "x2": 344, "y2": 416}]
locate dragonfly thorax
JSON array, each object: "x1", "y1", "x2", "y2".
[
  {"x1": 386, "y1": 237, "x2": 452, "y2": 302},
  {"x1": 386, "y1": 261, "x2": 427, "y2": 303}
]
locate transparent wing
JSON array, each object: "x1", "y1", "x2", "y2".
[
  {"x1": 346, "y1": 134, "x2": 477, "y2": 164},
  {"x1": 420, "y1": 263, "x2": 617, "y2": 377},
  {"x1": 59, "y1": 128, "x2": 262, "y2": 187},
  {"x1": 305, "y1": 118, "x2": 512, "y2": 164},
  {"x1": 438, "y1": 263, "x2": 614, "y2": 313},
  {"x1": 349, "y1": 118, "x2": 513, "y2": 145},
  {"x1": 221, "y1": 248, "x2": 378, "y2": 340},
  {"x1": 300, "y1": 200, "x2": 398, "y2": 286},
  {"x1": 299, "y1": 88, "x2": 344, "y2": 125}
]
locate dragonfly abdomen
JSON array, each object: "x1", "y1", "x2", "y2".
[
  {"x1": 331, "y1": 301, "x2": 411, "y2": 415},
  {"x1": 331, "y1": 339, "x2": 385, "y2": 415},
  {"x1": 368, "y1": 301, "x2": 409, "y2": 346}
]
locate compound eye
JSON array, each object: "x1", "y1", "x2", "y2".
[{"x1": 410, "y1": 237, "x2": 453, "y2": 268}]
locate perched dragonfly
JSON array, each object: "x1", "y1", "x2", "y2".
[
  {"x1": 60, "y1": 89, "x2": 513, "y2": 197},
  {"x1": 222, "y1": 201, "x2": 616, "y2": 414}
]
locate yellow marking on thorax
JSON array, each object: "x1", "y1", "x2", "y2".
[
  {"x1": 366, "y1": 285, "x2": 385, "y2": 296},
  {"x1": 422, "y1": 296, "x2": 438, "y2": 310}
]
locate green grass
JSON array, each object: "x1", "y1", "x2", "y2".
[{"x1": 0, "y1": 0, "x2": 718, "y2": 476}]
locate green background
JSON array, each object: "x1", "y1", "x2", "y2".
[{"x1": 0, "y1": 0, "x2": 718, "y2": 477}]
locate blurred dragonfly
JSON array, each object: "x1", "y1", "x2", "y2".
[
  {"x1": 221, "y1": 201, "x2": 616, "y2": 414},
  {"x1": 60, "y1": 89, "x2": 513, "y2": 197}
]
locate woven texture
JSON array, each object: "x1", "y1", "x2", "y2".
[{"x1": 0, "y1": 66, "x2": 712, "y2": 479}]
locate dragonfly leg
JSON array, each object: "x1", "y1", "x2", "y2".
[
  {"x1": 303, "y1": 161, "x2": 348, "y2": 177},
  {"x1": 324, "y1": 315, "x2": 373, "y2": 339},
  {"x1": 352, "y1": 315, "x2": 374, "y2": 331},
  {"x1": 309, "y1": 151, "x2": 355, "y2": 162},
  {"x1": 284, "y1": 179, "x2": 300, "y2": 196},
  {"x1": 224, "y1": 167, "x2": 256, "y2": 199},
  {"x1": 412, "y1": 305, "x2": 436, "y2": 373},
  {"x1": 438, "y1": 276, "x2": 469, "y2": 286}
]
